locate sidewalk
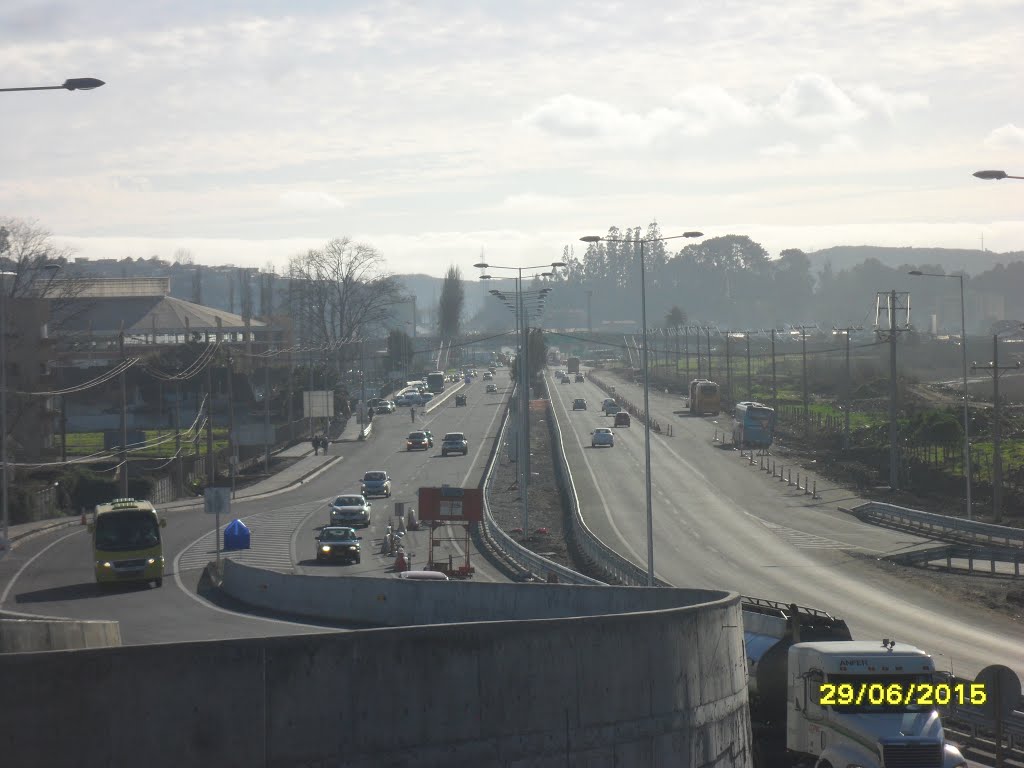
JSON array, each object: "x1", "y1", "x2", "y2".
[{"x1": 6, "y1": 441, "x2": 344, "y2": 549}]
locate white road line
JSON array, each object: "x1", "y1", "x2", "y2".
[
  {"x1": 547, "y1": 374, "x2": 651, "y2": 571},
  {"x1": 1, "y1": 529, "x2": 84, "y2": 606}
]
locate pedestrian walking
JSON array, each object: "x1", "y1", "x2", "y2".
[
  {"x1": 321, "y1": 436, "x2": 329, "y2": 454},
  {"x1": 410, "y1": 407, "x2": 416, "y2": 423},
  {"x1": 312, "y1": 435, "x2": 319, "y2": 456}
]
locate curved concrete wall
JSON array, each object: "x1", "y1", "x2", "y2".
[
  {"x1": 0, "y1": 571, "x2": 753, "y2": 767},
  {"x1": 0, "y1": 612, "x2": 121, "y2": 653}
]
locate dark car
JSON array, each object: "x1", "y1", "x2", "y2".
[
  {"x1": 575, "y1": 373, "x2": 584, "y2": 382},
  {"x1": 316, "y1": 526, "x2": 362, "y2": 564},
  {"x1": 441, "y1": 432, "x2": 469, "y2": 456},
  {"x1": 406, "y1": 431, "x2": 430, "y2": 450},
  {"x1": 614, "y1": 412, "x2": 631, "y2": 427},
  {"x1": 486, "y1": 383, "x2": 498, "y2": 393},
  {"x1": 572, "y1": 398, "x2": 587, "y2": 411},
  {"x1": 455, "y1": 393, "x2": 467, "y2": 406},
  {"x1": 361, "y1": 470, "x2": 392, "y2": 498}
]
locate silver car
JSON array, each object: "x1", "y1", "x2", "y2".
[
  {"x1": 591, "y1": 428, "x2": 615, "y2": 448},
  {"x1": 330, "y1": 494, "x2": 372, "y2": 527},
  {"x1": 361, "y1": 470, "x2": 392, "y2": 498}
]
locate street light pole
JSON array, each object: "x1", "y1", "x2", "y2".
[
  {"x1": 909, "y1": 271, "x2": 972, "y2": 519},
  {"x1": 581, "y1": 231, "x2": 703, "y2": 586},
  {"x1": 0, "y1": 78, "x2": 105, "y2": 93},
  {"x1": 477, "y1": 261, "x2": 563, "y2": 541}
]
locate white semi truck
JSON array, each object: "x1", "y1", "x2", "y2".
[{"x1": 742, "y1": 597, "x2": 967, "y2": 768}]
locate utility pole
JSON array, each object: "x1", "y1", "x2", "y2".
[
  {"x1": 745, "y1": 332, "x2": 752, "y2": 400},
  {"x1": 227, "y1": 354, "x2": 235, "y2": 498},
  {"x1": 791, "y1": 326, "x2": 816, "y2": 438},
  {"x1": 206, "y1": 356, "x2": 215, "y2": 487},
  {"x1": 119, "y1": 325, "x2": 128, "y2": 496},
  {"x1": 585, "y1": 289, "x2": 592, "y2": 336},
  {"x1": 264, "y1": 335, "x2": 272, "y2": 474},
  {"x1": 875, "y1": 291, "x2": 910, "y2": 491},
  {"x1": 725, "y1": 333, "x2": 733, "y2": 404},
  {"x1": 706, "y1": 327, "x2": 713, "y2": 382},
  {"x1": 834, "y1": 326, "x2": 862, "y2": 451},
  {"x1": 684, "y1": 325, "x2": 691, "y2": 381},
  {"x1": 770, "y1": 329, "x2": 778, "y2": 413},
  {"x1": 972, "y1": 333, "x2": 1021, "y2": 523},
  {"x1": 174, "y1": 379, "x2": 183, "y2": 496}
]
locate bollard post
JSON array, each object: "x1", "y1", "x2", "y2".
[
  {"x1": 812, "y1": 481, "x2": 819, "y2": 499},
  {"x1": 787, "y1": 468, "x2": 793, "y2": 486},
  {"x1": 804, "y1": 479, "x2": 811, "y2": 496},
  {"x1": 749, "y1": 452, "x2": 755, "y2": 466},
  {"x1": 796, "y1": 472, "x2": 801, "y2": 490}
]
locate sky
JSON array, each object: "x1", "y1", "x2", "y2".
[{"x1": 2, "y1": 0, "x2": 1023, "y2": 279}]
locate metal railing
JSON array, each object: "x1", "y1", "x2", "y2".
[
  {"x1": 480, "y1": 388, "x2": 603, "y2": 585},
  {"x1": 545, "y1": 389, "x2": 671, "y2": 587},
  {"x1": 849, "y1": 501, "x2": 1024, "y2": 548},
  {"x1": 885, "y1": 542, "x2": 1024, "y2": 576}
]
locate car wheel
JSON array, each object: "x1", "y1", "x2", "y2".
[
  {"x1": 154, "y1": 578, "x2": 163, "y2": 588},
  {"x1": 356, "y1": 555, "x2": 361, "y2": 564},
  {"x1": 442, "y1": 450, "x2": 447, "y2": 457}
]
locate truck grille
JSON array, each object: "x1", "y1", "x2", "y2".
[
  {"x1": 115, "y1": 559, "x2": 146, "y2": 569},
  {"x1": 882, "y1": 743, "x2": 942, "y2": 768}
]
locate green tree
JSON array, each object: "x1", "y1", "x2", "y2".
[
  {"x1": 385, "y1": 329, "x2": 414, "y2": 374},
  {"x1": 438, "y1": 264, "x2": 464, "y2": 339}
]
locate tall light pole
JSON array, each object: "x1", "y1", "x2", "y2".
[
  {"x1": 0, "y1": 78, "x2": 105, "y2": 93},
  {"x1": 477, "y1": 261, "x2": 563, "y2": 540},
  {"x1": 581, "y1": 231, "x2": 704, "y2": 585},
  {"x1": 1, "y1": 76, "x2": 103, "y2": 553},
  {"x1": 909, "y1": 271, "x2": 972, "y2": 519},
  {"x1": 973, "y1": 169, "x2": 1024, "y2": 180}
]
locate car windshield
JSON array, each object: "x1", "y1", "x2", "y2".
[
  {"x1": 595, "y1": 429, "x2": 611, "y2": 435},
  {"x1": 334, "y1": 496, "x2": 364, "y2": 506},
  {"x1": 363, "y1": 472, "x2": 385, "y2": 481},
  {"x1": 94, "y1": 510, "x2": 160, "y2": 552},
  {"x1": 408, "y1": 432, "x2": 425, "y2": 439},
  {"x1": 320, "y1": 528, "x2": 357, "y2": 542},
  {"x1": 444, "y1": 433, "x2": 465, "y2": 440}
]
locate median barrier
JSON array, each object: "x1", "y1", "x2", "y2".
[{"x1": 0, "y1": 612, "x2": 121, "y2": 653}]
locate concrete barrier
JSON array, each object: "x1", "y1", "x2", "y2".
[
  {"x1": 1, "y1": 581, "x2": 753, "y2": 767},
  {"x1": 0, "y1": 612, "x2": 121, "y2": 653}
]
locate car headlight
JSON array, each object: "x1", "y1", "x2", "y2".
[
  {"x1": 147, "y1": 558, "x2": 156, "y2": 565},
  {"x1": 321, "y1": 545, "x2": 331, "y2": 552},
  {"x1": 97, "y1": 561, "x2": 112, "y2": 568},
  {"x1": 348, "y1": 546, "x2": 357, "y2": 551}
]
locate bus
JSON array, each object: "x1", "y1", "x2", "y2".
[
  {"x1": 732, "y1": 401, "x2": 776, "y2": 449},
  {"x1": 688, "y1": 379, "x2": 721, "y2": 416},
  {"x1": 426, "y1": 370, "x2": 446, "y2": 394},
  {"x1": 90, "y1": 498, "x2": 167, "y2": 588}
]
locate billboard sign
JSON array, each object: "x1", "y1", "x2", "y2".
[
  {"x1": 417, "y1": 486, "x2": 483, "y2": 522},
  {"x1": 303, "y1": 390, "x2": 334, "y2": 418}
]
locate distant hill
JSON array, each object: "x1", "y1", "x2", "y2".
[{"x1": 807, "y1": 246, "x2": 1024, "y2": 275}]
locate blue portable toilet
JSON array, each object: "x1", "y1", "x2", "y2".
[{"x1": 223, "y1": 519, "x2": 251, "y2": 551}]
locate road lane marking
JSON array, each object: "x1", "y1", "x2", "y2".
[{"x1": 0, "y1": 529, "x2": 83, "y2": 607}]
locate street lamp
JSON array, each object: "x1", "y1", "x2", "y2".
[
  {"x1": 0, "y1": 78, "x2": 105, "y2": 93},
  {"x1": 477, "y1": 261, "x2": 564, "y2": 539},
  {"x1": 973, "y1": 170, "x2": 1024, "y2": 180},
  {"x1": 908, "y1": 270, "x2": 972, "y2": 519},
  {"x1": 580, "y1": 231, "x2": 704, "y2": 585}
]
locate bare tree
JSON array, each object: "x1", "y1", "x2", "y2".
[
  {"x1": 286, "y1": 237, "x2": 401, "y2": 354},
  {"x1": 173, "y1": 248, "x2": 194, "y2": 265}
]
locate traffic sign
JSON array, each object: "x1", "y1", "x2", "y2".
[
  {"x1": 204, "y1": 487, "x2": 230, "y2": 516},
  {"x1": 976, "y1": 664, "x2": 1021, "y2": 720}
]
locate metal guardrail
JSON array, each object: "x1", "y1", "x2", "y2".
[
  {"x1": 480, "y1": 388, "x2": 604, "y2": 585},
  {"x1": 938, "y1": 674, "x2": 1024, "y2": 757},
  {"x1": 545, "y1": 386, "x2": 671, "y2": 587},
  {"x1": 886, "y1": 543, "x2": 1024, "y2": 576},
  {"x1": 850, "y1": 501, "x2": 1024, "y2": 548}
]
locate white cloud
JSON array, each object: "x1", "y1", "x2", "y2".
[
  {"x1": 493, "y1": 194, "x2": 579, "y2": 214},
  {"x1": 760, "y1": 142, "x2": 801, "y2": 157},
  {"x1": 279, "y1": 189, "x2": 347, "y2": 211},
  {"x1": 523, "y1": 94, "x2": 686, "y2": 146},
  {"x1": 984, "y1": 124, "x2": 1024, "y2": 148},
  {"x1": 772, "y1": 74, "x2": 866, "y2": 131},
  {"x1": 852, "y1": 84, "x2": 929, "y2": 120},
  {"x1": 819, "y1": 134, "x2": 863, "y2": 154}
]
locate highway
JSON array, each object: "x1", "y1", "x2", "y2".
[
  {"x1": 0, "y1": 380, "x2": 511, "y2": 644},
  {"x1": 548, "y1": 368, "x2": 1023, "y2": 683}
]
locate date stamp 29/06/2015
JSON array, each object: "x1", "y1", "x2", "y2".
[{"x1": 818, "y1": 682, "x2": 987, "y2": 707}]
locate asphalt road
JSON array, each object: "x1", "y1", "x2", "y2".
[
  {"x1": 0, "y1": 381, "x2": 512, "y2": 645},
  {"x1": 549, "y1": 369, "x2": 1024, "y2": 683}
]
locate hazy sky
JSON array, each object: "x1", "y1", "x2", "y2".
[{"x1": 2, "y1": 0, "x2": 1023, "y2": 278}]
